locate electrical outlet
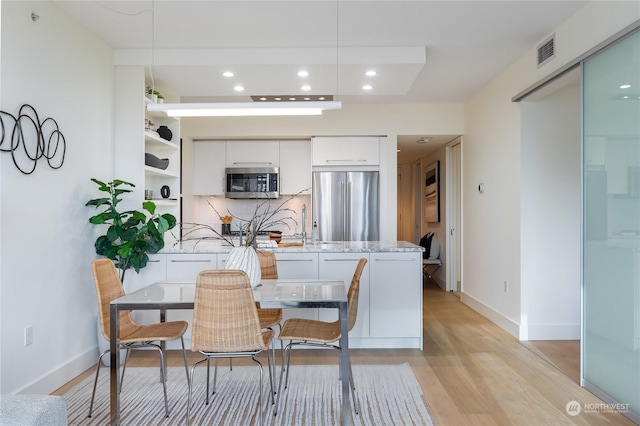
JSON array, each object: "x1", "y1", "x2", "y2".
[
  {"x1": 504, "y1": 281, "x2": 508, "y2": 293},
  {"x1": 24, "y1": 326, "x2": 33, "y2": 346}
]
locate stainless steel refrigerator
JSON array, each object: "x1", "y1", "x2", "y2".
[{"x1": 312, "y1": 171, "x2": 379, "y2": 241}]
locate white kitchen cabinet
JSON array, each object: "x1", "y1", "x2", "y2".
[
  {"x1": 164, "y1": 253, "x2": 217, "y2": 347},
  {"x1": 369, "y1": 252, "x2": 422, "y2": 341},
  {"x1": 166, "y1": 253, "x2": 217, "y2": 280},
  {"x1": 275, "y1": 252, "x2": 319, "y2": 320},
  {"x1": 312, "y1": 136, "x2": 380, "y2": 166},
  {"x1": 279, "y1": 140, "x2": 311, "y2": 194},
  {"x1": 193, "y1": 140, "x2": 226, "y2": 195},
  {"x1": 226, "y1": 140, "x2": 280, "y2": 168},
  {"x1": 318, "y1": 253, "x2": 370, "y2": 339},
  {"x1": 217, "y1": 252, "x2": 229, "y2": 269},
  {"x1": 129, "y1": 254, "x2": 168, "y2": 326}
]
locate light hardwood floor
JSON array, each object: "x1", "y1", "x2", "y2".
[{"x1": 53, "y1": 281, "x2": 634, "y2": 425}]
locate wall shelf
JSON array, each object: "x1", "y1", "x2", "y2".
[
  {"x1": 145, "y1": 130, "x2": 179, "y2": 149},
  {"x1": 145, "y1": 165, "x2": 179, "y2": 178},
  {"x1": 149, "y1": 198, "x2": 179, "y2": 206}
]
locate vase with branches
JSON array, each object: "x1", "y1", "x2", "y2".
[
  {"x1": 176, "y1": 191, "x2": 305, "y2": 287},
  {"x1": 178, "y1": 191, "x2": 303, "y2": 248}
]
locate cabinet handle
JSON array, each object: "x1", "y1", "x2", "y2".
[
  {"x1": 278, "y1": 259, "x2": 314, "y2": 262},
  {"x1": 325, "y1": 159, "x2": 367, "y2": 163},
  {"x1": 373, "y1": 258, "x2": 416, "y2": 262},
  {"x1": 232, "y1": 161, "x2": 273, "y2": 165},
  {"x1": 147, "y1": 259, "x2": 161, "y2": 263},
  {"x1": 323, "y1": 258, "x2": 362, "y2": 262},
  {"x1": 170, "y1": 259, "x2": 213, "y2": 263}
]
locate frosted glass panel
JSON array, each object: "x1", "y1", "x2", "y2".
[{"x1": 583, "y1": 29, "x2": 640, "y2": 418}]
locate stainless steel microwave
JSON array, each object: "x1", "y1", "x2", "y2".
[{"x1": 225, "y1": 167, "x2": 280, "y2": 199}]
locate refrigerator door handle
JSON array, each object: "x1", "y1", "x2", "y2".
[
  {"x1": 346, "y1": 180, "x2": 352, "y2": 240},
  {"x1": 341, "y1": 180, "x2": 346, "y2": 241}
]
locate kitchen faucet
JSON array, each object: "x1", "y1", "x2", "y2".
[{"x1": 301, "y1": 204, "x2": 307, "y2": 244}]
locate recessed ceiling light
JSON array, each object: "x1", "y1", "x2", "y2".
[
  {"x1": 620, "y1": 84, "x2": 631, "y2": 89},
  {"x1": 301, "y1": 85, "x2": 311, "y2": 91},
  {"x1": 274, "y1": 97, "x2": 282, "y2": 101},
  {"x1": 234, "y1": 85, "x2": 244, "y2": 92},
  {"x1": 303, "y1": 97, "x2": 311, "y2": 101},
  {"x1": 623, "y1": 95, "x2": 630, "y2": 99},
  {"x1": 259, "y1": 97, "x2": 267, "y2": 101},
  {"x1": 366, "y1": 70, "x2": 377, "y2": 77},
  {"x1": 298, "y1": 70, "x2": 309, "y2": 77},
  {"x1": 289, "y1": 97, "x2": 296, "y2": 101},
  {"x1": 363, "y1": 85, "x2": 373, "y2": 91},
  {"x1": 318, "y1": 96, "x2": 326, "y2": 100},
  {"x1": 223, "y1": 71, "x2": 234, "y2": 78}
]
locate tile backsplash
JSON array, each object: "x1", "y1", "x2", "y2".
[{"x1": 188, "y1": 194, "x2": 311, "y2": 239}]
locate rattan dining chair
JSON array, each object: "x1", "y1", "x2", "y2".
[
  {"x1": 256, "y1": 250, "x2": 283, "y2": 370},
  {"x1": 206, "y1": 251, "x2": 282, "y2": 397},
  {"x1": 89, "y1": 258, "x2": 189, "y2": 419},
  {"x1": 187, "y1": 269, "x2": 275, "y2": 426},
  {"x1": 275, "y1": 258, "x2": 367, "y2": 416}
]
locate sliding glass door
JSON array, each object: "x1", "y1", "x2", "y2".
[{"x1": 583, "y1": 29, "x2": 640, "y2": 420}]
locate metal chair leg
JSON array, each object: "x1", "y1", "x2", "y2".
[
  {"x1": 250, "y1": 357, "x2": 264, "y2": 426},
  {"x1": 348, "y1": 358, "x2": 359, "y2": 415},
  {"x1": 186, "y1": 357, "x2": 208, "y2": 425},
  {"x1": 88, "y1": 349, "x2": 109, "y2": 418},
  {"x1": 151, "y1": 345, "x2": 170, "y2": 417},
  {"x1": 274, "y1": 341, "x2": 294, "y2": 416},
  {"x1": 181, "y1": 337, "x2": 190, "y2": 391}
]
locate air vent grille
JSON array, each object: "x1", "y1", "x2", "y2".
[{"x1": 537, "y1": 35, "x2": 555, "y2": 67}]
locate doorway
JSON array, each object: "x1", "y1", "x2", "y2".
[{"x1": 446, "y1": 139, "x2": 462, "y2": 293}]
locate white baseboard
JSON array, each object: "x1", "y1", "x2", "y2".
[
  {"x1": 460, "y1": 292, "x2": 581, "y2": 341},
  {"x1": 19, "y1": 346, "x2": 98, "y2": 395},
  {"x1": 460, "y1": 292, "x2": 520, "y2": 338}
]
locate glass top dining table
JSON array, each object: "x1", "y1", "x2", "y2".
[{"x1": 108, "y1": 279, "x2": 351, "y2": 425}]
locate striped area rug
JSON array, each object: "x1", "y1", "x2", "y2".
[{"x1": 63, "y1": 363, "x2": 433, "y2": 425}]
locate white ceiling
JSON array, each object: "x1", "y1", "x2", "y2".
[{"x1": 51, "y1": 0, "x2": 588, "y2": 162}]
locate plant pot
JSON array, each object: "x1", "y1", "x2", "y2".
[{"x1": 224, "y1": 246, "x2": 261, "y2": 288}]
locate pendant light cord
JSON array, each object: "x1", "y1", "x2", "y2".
[
  {"x1": 150, "y1": 0, "x2": 156, "y2": 95},
  {"x1": 335, "y1": 0, "x2": 339, "y2": 101}
]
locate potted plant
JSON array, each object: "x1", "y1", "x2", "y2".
[
  {"x1": 86, "y1": 178, "x2": 177, "y2": 283},
  {"x1": 146, "y1": 86, "x2": 161, "y2": 103}
]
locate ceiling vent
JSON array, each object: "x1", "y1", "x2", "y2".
[{"x1": 537, "y1": 34, "x2": 555, "y2": 68}]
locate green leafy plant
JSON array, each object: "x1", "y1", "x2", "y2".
[{"x1": 86, "y1": 178, "x2": 177, "y2": 282}]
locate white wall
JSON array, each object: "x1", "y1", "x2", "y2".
[
  {"x1": 521, "y1": 82, "x2": 581, "y2": 340},
  {"x1": 461, "y1": 2, "x2": 640, "y2": 338},
  {"x1": 0, "y1": 1, "x2": 114, "y2": 393},
  {"x1": 180, "y1": 104, "x2": 465, "y2": 242}
]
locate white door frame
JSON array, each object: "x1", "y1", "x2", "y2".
[
  {"x1": 445, "y1": 137, "x2": 463, "y2": 292},
  {"x1": 413, "y1": 161, "x2": 422, "y2": 244}
]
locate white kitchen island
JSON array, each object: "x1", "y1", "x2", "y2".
[{"x1": 131, "y1": 240, "x2": 424, "y2": 350}]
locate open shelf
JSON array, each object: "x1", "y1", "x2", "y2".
[
  {"x1": 145, "y1": 165, "x2": 179, "y2": 178},
  {"x1": 148, "y1": 198, "x2": 179, "y2": 206},
  {"x1": 144, "y1": 130, "x2": 179, "y2": 149}
]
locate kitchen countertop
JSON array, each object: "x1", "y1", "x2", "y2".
[{"x1": 162, "y1": 239, "x2": 424, "y2": 254}]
